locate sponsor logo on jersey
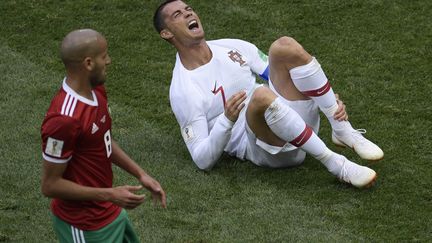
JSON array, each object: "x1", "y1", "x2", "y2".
[
  {"x1": 228, "y1": 50, "x2": 246, "y2": 66},
  {"x1": 100, "y1": 115, "x2": 106, "y2": 123},
  {"x1": 45, "y1": 137, "x2": 64, "y2": 157},
  {"x1": 92, "y1": 123, "x2": 99, "y2": 134}
]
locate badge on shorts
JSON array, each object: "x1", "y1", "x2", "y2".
[
  {"x1": 181, "y1": 125, "x2": 195, "y2": 142},
  {"x1": 45, "y1": 137, "x2": 64, "y2": 157}
]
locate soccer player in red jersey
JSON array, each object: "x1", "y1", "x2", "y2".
[{"x1": 41, "y1": 29, "x2": 166, "y2": 242}]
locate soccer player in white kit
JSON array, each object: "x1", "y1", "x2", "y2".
[{"x1": 153, "y1": 0, "x2": 384, "y2": 188}]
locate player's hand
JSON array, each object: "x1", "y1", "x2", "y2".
[
  {"x1": 110, "y1": 185, "x2": 146, "y2": 209},
  {"x1": 334, "y1": 94, "x2": 348, "y2": 121},
  {"x1": 225, "y1": 90, "x2": 247, "y2": 122},
  {"x1": 139, "y1": 175, "x2": 167, "y2": 208}
]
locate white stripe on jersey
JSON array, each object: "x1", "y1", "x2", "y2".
[
  {"x1": 61, "y1": 94, "x2": 70, "y2": 115},
  {"x1": 64, "y1": 96, "x2": 75, "y2": 117},
  {"x1": 68, "y1": 97, "x2": 78, "y2": 117},
  {"x1": 42, "y1": 152, "x2": 71, "y2": 163}
]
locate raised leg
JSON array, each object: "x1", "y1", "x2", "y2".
[{"x1": 267, "y1": 36, "x2": 384, "y2": 161}]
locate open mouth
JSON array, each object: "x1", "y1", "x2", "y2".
[{"x1": 188, "y1": 20, "x2": 199, "y2": 30}]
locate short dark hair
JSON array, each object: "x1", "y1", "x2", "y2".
[{"x1": 153, "y1": 0, "x2": 180, "y2": 33}]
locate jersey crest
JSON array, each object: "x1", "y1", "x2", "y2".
[{"x1": 228, "y1": 50, "x2": 246, "y2": 66}]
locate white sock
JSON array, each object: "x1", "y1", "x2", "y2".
[
  {"x1": 289, "y1": 57, "x2": 350, "y2": 131},
  {"x1": 320, "y1": 151, "x2": 345, "y2": 175},
  {"x1": 321, "y1": 104, "x2": 351, "y2": 132},
  {"x1": 264, "y1": 98, "x2": 333, "y2": 160}
]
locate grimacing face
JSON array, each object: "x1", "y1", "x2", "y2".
[{"x1": 161, "y1": 1, "x2": 205, "y2": 44}]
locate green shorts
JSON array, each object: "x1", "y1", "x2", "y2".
[{"x1": 51, "y1": 209, "x2": 140, "y2": 243}]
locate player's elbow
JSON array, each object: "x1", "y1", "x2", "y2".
[
  {"x1": 41, "y1": 180, "x2": 54, "y2": 198},
  {"x1": 41, "y1": 185, "x2": 50, "y2": 198},
  {"x1": 192, "y1": 155, "x2": 216, "y2": 172},
  {"x1": 190, "y1": 145, "x2": 221, "y2": 171},
  {"x1": 194, "y1": 159, "x2": 214, "y2": 171},
  {"x1": 196, "y1": 163, "x2": 213, "y2": 172}
]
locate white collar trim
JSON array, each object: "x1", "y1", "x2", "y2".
[{"x1": 62, "y1": 78, "x2": 98, "y2": 106}]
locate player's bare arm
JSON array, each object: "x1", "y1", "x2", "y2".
[
  {"x1": 41, "y1": 160, "x2": 145, "y2": 209},
  {"x1": 224, "y1": 90, "x2": 247, "y2": 122},
  {"x1": 111, "y1": 140, "x2": 167, "y2": 208}
]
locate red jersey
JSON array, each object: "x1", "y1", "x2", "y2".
[{"x1": 41, "y1": 79, "x2": 121, "y2": 230}]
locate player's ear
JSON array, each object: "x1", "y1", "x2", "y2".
[
  {"x1": 83, "y1": 57, "x2": 95, "y2": 71},
  {"x1": 160, "y1": 29, "x2": 173, "y2": 40}
]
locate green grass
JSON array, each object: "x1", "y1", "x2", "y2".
[{"x1": 0, "y1": 0, "x2": 431, "y2": 242}]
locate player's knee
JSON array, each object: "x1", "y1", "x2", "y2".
[
  {"x1": 250, "y1": 87, "x2": 276, "y2": 112},
  {"x1": 275, "y1": 36, "x2": 297, "y2": 47},
  {"x1": 269, "y1": 36, "x2": 308, "y2": 62}
]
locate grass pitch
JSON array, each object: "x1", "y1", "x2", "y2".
[{"x1": 0, "y1": 0, "x2": 431, "y2": 242}]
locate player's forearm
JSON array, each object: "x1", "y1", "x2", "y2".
[
  {"x1": 190, "y1": 114, "x2": 233, "y2": 171},
  {"x1": 41, "y1": 177, "x2": 113, "y2": 202},
  {"x1": 111, "y1": 140, "x2": 147, "y2": 179}
]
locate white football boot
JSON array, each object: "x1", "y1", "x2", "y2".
[
  {"x1": 327, "y1": 154, "x2": 377, "y2": 188},
  {"x1": 332, "y1": 128, "x2": 384, "y2": 161}
]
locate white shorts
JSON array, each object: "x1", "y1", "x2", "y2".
[{"x1": 244, "y1": 98, "x2": 320, "y2": 168}]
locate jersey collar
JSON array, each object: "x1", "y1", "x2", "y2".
[{"x1": 62, "y1": 78, "x2": 98, "y2": 106}]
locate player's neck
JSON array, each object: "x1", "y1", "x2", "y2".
[
  {"x1": 177, "y1": 41, "x2": 212, "y2": 70},
  {"x1": 65, "y1": 76, "x2": 94, "y2": 100}
]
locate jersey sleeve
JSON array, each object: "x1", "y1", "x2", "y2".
[
  {"x1": 179, "y1": 112, "x2": 233, "y2": 171},
  {"x1": 169, "y1": 67, "x2": 234, "y2": 171},
  {"x1": 41, "y1": 115, "x2": 81, "y2": 163},
  {"x1": 240, "y1": 40, "x2": 269, "y2": 80}
]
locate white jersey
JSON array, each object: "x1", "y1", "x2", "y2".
[{"x1": 169, "y1": 39, "x2": 269, "y2": 170}]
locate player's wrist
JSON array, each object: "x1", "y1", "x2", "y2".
[
  {"x1": 139, "y1": 174, "x2": 157, "y2": 190},
  {"x1": 137, "y1": 171, "x2": 150, "y2": 183},
  {"x1": 220, "y1": 113, "x2": 235, "y2": 127},
  {"x1": 99, "y1": 187, "x2": 115, "y2": 202}
]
